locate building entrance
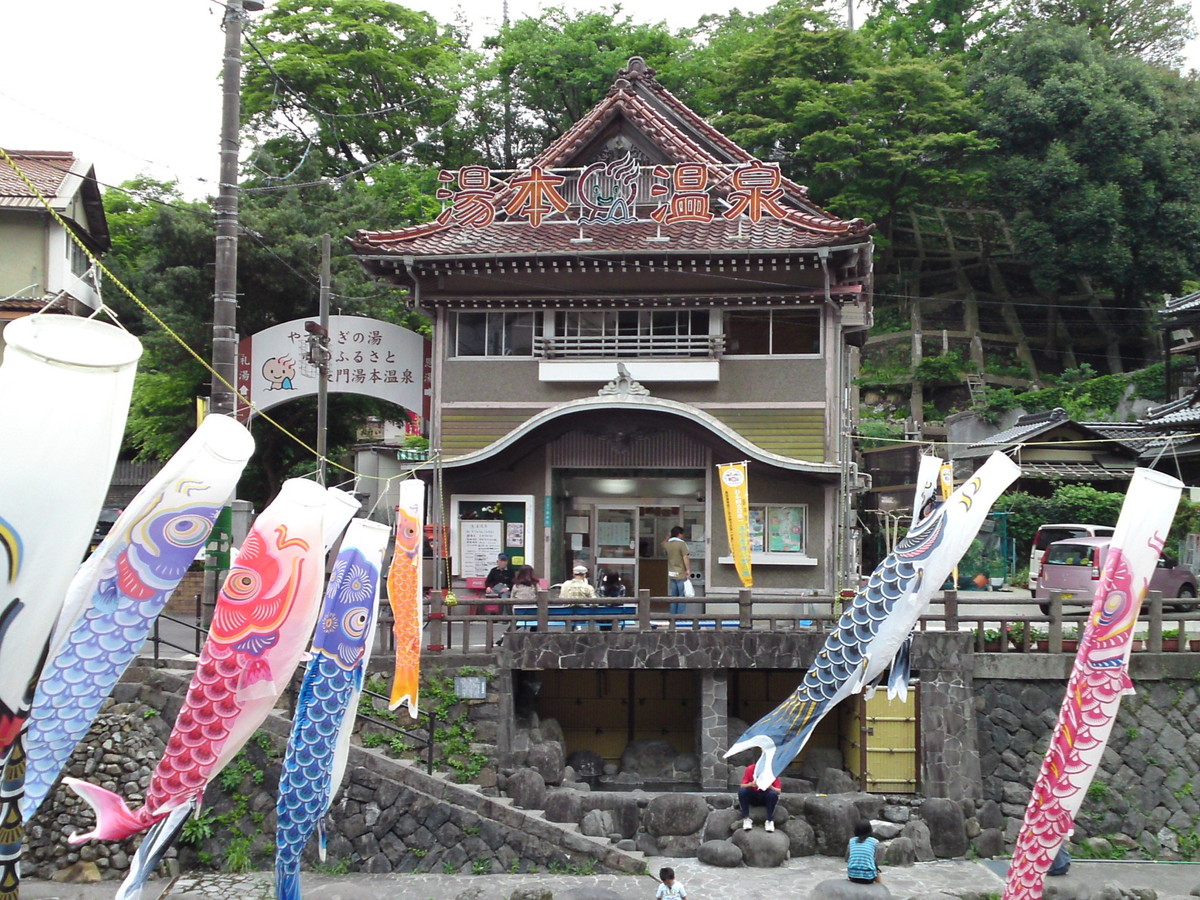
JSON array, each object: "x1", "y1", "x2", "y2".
[{"x1": 555, "y1": 470, "x2": 705, "y2": 595}]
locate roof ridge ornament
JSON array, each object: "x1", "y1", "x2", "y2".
[
  {"x1": 599, "y1": 362, "x2": 651, "y2": 397},
  {"x1": 613, "y1": 57, "x2": 660, "y2": 92}
]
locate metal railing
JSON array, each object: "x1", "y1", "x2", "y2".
[
  {"x1": 381, "y1": 588, "x2": 1200, "y2": 656},
  {"x1": 354, "y1": 687, "x2": 437, "y2": 775},
  {"x1": 534, "y1": 333, "x2": 725, "y2": 358}
]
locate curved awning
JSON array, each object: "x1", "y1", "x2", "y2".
[{"x1": 439, "y1": 392, "x2": 839, "y2": 476}]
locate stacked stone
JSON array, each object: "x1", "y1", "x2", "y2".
[
  {"x1": 976, "y1": 678, "x2": 1200, "y2": 859},
  {"x1": 24, "y1": 691, "x2": 171, "y2": 881}
]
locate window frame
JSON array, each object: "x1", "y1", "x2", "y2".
[{"x1": 722, "y1": 308, "x2": 822, "y2": 358}]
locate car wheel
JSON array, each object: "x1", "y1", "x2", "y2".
[{"x1": 1170, "y1": 584, "x2": 1197, "y2": 611}]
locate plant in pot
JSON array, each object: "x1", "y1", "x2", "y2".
[{"x1": 981, "y1": 627, "x2": 1006, "y2": 651}]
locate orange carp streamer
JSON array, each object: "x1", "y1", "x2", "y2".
[{"x1": 387, "y1": 480, "x2": 424, "y2": 716}]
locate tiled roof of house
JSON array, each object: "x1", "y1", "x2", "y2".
[
  {"x1": 0, "y1": 149, "x2": 110, "y2": 251},
  {"x1": 0, "y1": 150, "x2": 77, "y2": 206},
  {"x1": 961, "y1": 407, "x2": 1071, "y2": 455},
  {"x1": 353, "y1": 58, "x2": 873, "y2": 262},
  {"x1": 1160, "y1": 290, "x2": 1200, "y2": 321}
]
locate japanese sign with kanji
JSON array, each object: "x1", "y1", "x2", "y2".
[
  {"x1": 235, "y1": 315, "x2": 429, "y2": 426},
  {"x1": 435, "y1": 153, "x2": 795, "y2": 229}
]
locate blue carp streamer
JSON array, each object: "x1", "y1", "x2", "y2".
[
  {"x1": 22, "y1": 496, "x2": 221, "y2": 820},
  {"x1": 727, "y1": 451, "x2": 1020, "y2": 788},
  {"x1": 276, "y1": 539, "x2": 383, "y2": 900}
]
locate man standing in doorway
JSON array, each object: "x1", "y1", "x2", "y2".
[{"x1": 665, "y1": 526, "x2": 691, "y2": 615}]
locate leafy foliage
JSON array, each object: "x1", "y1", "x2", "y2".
[{"x1": 242, "y1": 0, "x2": 473, "y2": 175}]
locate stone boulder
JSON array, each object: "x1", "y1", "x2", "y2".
[
  {"x1": 526, "y1": 741, "x2": 565, "y2": 786},
  {"x1": 783, "y1": 817, "x2": 818, "y2": 857},
  {"x1": 810, "y1": 876, "x2": 892, "y2": 899},
  {"x1": 506, "y1": 889, "x2": 554, "y2": 900},
  {"x1": 900, "y1": 818, "x2": 935, "y2": 862},
  {"x1": 621, "y1": 739, "x2": 677, "y2": 777},
  {"x1": 644, "y1": 793, "x2": 709, "y2": 837},
  {"x1": 703, "y1": 807, "x2": 743, "y2": 843},
  {"x1": 919, "y1": 797, "x2": 968, "y2": 858},
  {"x1": 506, "y1": 768, "x2": 546, "y2": 810},
  {"x1": 800, "y1": 747, "x2": 845, "y2": 781},
  {"x1": 697, "y1": 839, "x2": 743, "y2": 867},
  {"x1": 50, "y1": 862, "x2": 101, "y2": 884},
  {"x1": 977, "y1": 798, "x2": 1004, "y2": 831},
  {"x1": 731, "y1": 828, "x2": 790, "y2": 867},
  {"x1": 535, "y1": 717, "x2": 566, "y2": 746},
  {"x1": 973, "y1": 827, "x2": 1006, "y2": 859},
  {"x1": 655, "y1": 834, "x2": 702, "y2": 857},
  {"x1": 883, "y1": 836, "x2": 916, "y2": 866},
  {"x1": 580, "y1": 808, "x2": 616, "y2": 837},
  {"x1": 566, "y1": 749, "x2": 604, "y2": 779},
  {"x1": 803, "y1": 795, "x2": 861, "y2": 856},
  {"x1": 818, "y1": 768, "x2": 860, "y2": 795},
  {"x1": 544, "y1": 789, "x2": 582, "y2": 823}
]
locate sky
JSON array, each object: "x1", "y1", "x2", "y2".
[{"x1": 3, "y1": 0, "x2": 1199, "y2": 199}]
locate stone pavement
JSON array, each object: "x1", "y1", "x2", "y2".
[{"x1": 20, "y1": 857, "x2": 1200, "y2": 900}]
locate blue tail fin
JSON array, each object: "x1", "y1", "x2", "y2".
[{"x1": 275, "y1": 858, "x2": 301, "y2": 900}]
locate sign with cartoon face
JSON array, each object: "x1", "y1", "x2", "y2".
[{"x1": 236, "y1": 315, "x2": 429, "y2": 426}]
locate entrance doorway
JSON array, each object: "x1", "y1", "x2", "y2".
[{"x1": 555, "y1": 470, "x2": 705, "y2": 594}]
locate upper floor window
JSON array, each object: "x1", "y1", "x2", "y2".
[
  {"x1": 544, "y1": 309, "x2": 712, "y2": 357},
  {"x1": 454, "y1": 311, "x2": 539, "y2": 357},
  {"x1": 724, "y1": 309, "x2": 820, "y2": 355},
  {"x1": 69, "y1": 240, "x2": 90, "y2": 279}
]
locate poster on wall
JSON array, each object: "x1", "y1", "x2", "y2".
[
  {"x1": 506, "y1": 522, "x2": 525, "y2": 548},
  {"x1": 461, "y1": 520, "x2": 504, "y2": 578}
]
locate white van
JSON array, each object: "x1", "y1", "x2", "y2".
[{"x1": 1028, "y1": 523, "x2": 1115, "y2": 593}]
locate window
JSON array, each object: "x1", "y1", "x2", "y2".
[
  {"x1": 724, "y1": 309, "x2": 820, "y2": 355},
  {"x1": 749, "y1": 504, "x2": 807, "y2": 553},
  {"x1": 454, "y1": 312, "x2": 538, "y2": 357},
  {"x1": 69, "y1": 240, "x2": 90, "y2": 279},
  {"x1": 557, "y1": 310, "x2": 707, "y2": 339}
]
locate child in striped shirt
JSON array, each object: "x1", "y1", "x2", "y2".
[{"x1": 847, "y1": 820, "x2": 882, "y2": 884}]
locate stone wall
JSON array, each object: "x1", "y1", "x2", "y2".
[
  {"x1": 24, "y1": 665, "x2": 644, "y2": 881},
  {"x1": 975, "y1": 676, "x2": 1200, "y2": 858}
]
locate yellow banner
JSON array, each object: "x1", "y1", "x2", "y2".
[{"x1": 718, "y1": 462, "x2": 753, "y2": 588}]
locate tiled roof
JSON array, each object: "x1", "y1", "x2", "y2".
[
  {"x1": 357, "y1": 218, "x2": 867, "y2": 258},
  {"x1": 0, "y1": 150, "x2": 76, "y2": 205},
  {"x1": 1019, "y1": 461, "x2": 1135, "y2": 480},
  {"x1": 353, "y1": 58, "x2": 874, "y2": 263},
  {"x1": 1160, "y1": 290, "x2": 1200, "y2": 320},
  {"x1": 962, "y1": 407, "x2": 1070, "y2": 454}
]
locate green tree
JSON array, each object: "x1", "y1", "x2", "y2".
[
  {"x1": 242, "y1": 0, "x2": 472, "y2": 176},
  {"x1": 970, "y1": 28, "x2": 1200, "y2": 313},
  {"x1": 1006, "y1": 0, "x2": 1195, "y2": 66},
  {"x1": 683, "y1": 4, "x2": 991, "y2": 244},
  {"x1": 101, "y1": 163, "x2": 437, "y2": 506},
  {"x1": 479, "y1": 7, "x2": 688, "y2": 166},
  {"x1": 861, "y1": 0, "x2": 1006, "y2": 59}
]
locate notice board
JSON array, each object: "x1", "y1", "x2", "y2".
[{"x1": 460, "y1": 520, "x2": 504, "y2": 579}]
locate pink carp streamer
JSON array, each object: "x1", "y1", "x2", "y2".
[
  {"x1": 1003, "y1": 468, "x2": 1182, "y2": 900},
  {"x1": 388, "y1": 480, "x2": 423, "y2": 715},
  {"x1": 64, "y1": 478, "x2": 329, "y2": 843}
]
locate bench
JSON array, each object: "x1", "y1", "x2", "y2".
[{"x1": 512, "y1": 602, "x2": 638, "y2": 630}]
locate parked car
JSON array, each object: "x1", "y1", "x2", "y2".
[
  {"x1": 1036, "y1": 536, "x2": 1197, "y2": 612},
  {"x1": 1028, "y1": 523, "x2": 1115, "y2": 593}
]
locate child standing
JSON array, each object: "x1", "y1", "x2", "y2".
[
  {"x1": 847, "y1": 820, "x2": 882, "y2": 884},
  {"x1": 655, "y1": 866, "x2": 687, "y2": 899}
]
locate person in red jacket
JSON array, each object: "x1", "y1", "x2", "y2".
[{"x1": 738, "y1": 763, "x2": 781, "y2": 832}]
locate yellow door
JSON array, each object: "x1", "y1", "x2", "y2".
[{"x1": 861, "y1": 688, "x2": 918, "y2": 793}]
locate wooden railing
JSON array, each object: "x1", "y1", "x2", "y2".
[{"x1": 372, "y1": 588, "x2": 1200, "y2": 656}]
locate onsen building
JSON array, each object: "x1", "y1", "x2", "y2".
[{"x1": 352, "y1": 57, "x2": 875, "y2": 604}]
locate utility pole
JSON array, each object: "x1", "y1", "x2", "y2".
[
  {"x1": 210, "y1": 0, "x2": 262, "y2": 416},
  {"x1": 204, "y1": 0, "x2": 262, "y2": 630},
  {"x1": 316, "y1": 234, "x2": 331, "y2": 484}
]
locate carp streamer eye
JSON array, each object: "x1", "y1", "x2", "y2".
[{"x1": 343, "y1": 607, "x2": 369, "y2": 638}]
